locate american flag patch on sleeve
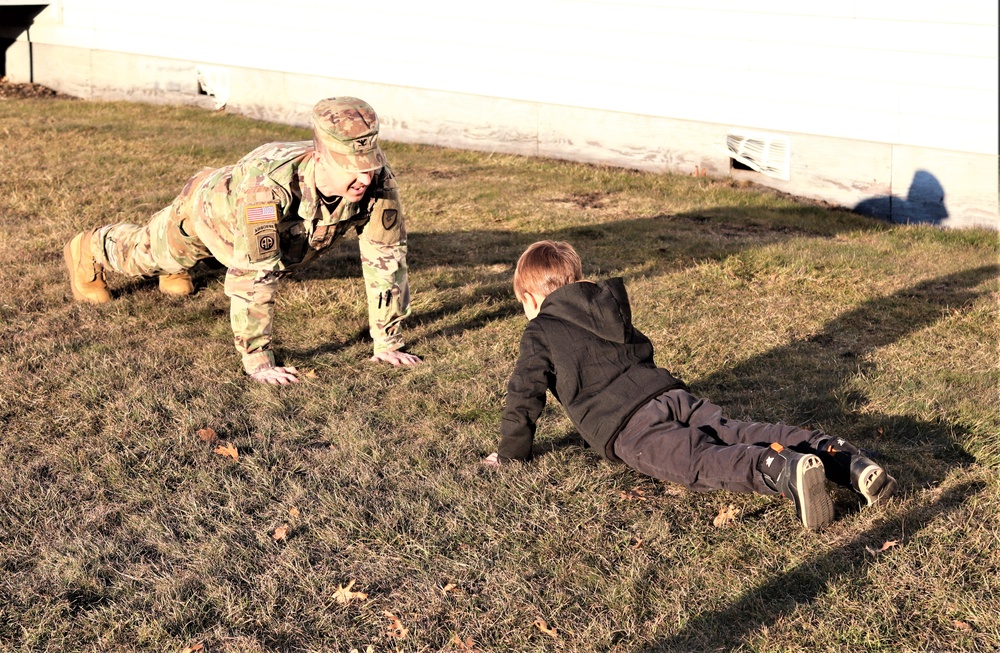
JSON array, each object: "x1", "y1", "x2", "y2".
[{"x1": 245, "y1": 202, "x2": 279, "y2": 224}]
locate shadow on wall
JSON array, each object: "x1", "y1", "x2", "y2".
[
  {"x1": 0, "y1": 37, "x2": 11, "y2": 76},
  {"x1": 854, "y1": 169, "x2": 949, "y2": 225},
  {"x1": 0, "y1": 5, "x2": 46, "y2": 79}
]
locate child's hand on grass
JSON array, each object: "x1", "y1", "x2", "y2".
[{"x1": 482, "y1": 452, "x2": 500, "y2": 467}]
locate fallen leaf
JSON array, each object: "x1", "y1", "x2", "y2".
[
  {"x1": 534, "y1": 618, "x2": 560, "y2": 640},
  {"x1": 181, "y1": 644, "x2": 204, "y2": 653},
  {"x1": 953, "y1": 620, "x2": 972, "y2": 631},
  {"x1": 713, "y1": 504, "x2": 738, "y2": 528},
  {"x1": 272, "y1": 524, "x2": 289, "y2": 541},
  {"x1": 289, "y1": 507, "x2": 300, "y2": 518},
  {"x1": 384, "y1": 611, "x2": 409, "y2": 639},
  {"x1": 196, "y1": 428, "x2": 218, "y2": 443},
  {"x1": 866, "y1": 540, "x2": 900, "y2": 556},
  {"x1": 451, "y1": 633, "x2": 477, "y2": 651},
  {"x1": 334, "y1": 579, "x2": 368, "y2": 605},
  {"x1": 214, "y1": 441, "x2": 238, "y2": 460},
  {"x1": 303, "y1": 369, "x2": 319, "y2": 379},
  {"x1": 619, "y1": 489, "x2": 647, "y2": 501}
]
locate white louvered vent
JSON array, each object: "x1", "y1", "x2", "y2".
[
  {"x1": 196, "y1": 65, "x2": 231, "y2": 110},
  {"x1": 725, "y1": 131, "x2": 791, "y2": 180}
]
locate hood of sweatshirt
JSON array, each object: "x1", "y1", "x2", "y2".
[{"x1": 536, "y1": 278, "x2": 633, "y2": 344}]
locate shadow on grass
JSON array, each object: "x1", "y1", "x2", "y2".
[
  {"x1": 642, "y1": 478, "x2": 984, "y2": 652},
  {"x1": 688, "y1": 263, "x2": 998, "y2": 484},
  {"x1": 489, "y1": 262, "x2": 995, "y2": 478},
  {"x1": 289, "y1": 204, "x2": 879, "y2": 285},
  {"x1": 502, "y1": 260, "x2": 995, "y2": 653},
  {"x1": 628, "y1": 264, "x2": 996, "y2": 651},
  {"x1": 409, "y1": 206, "x2": 869, "y2": 275},
  {"x1": 286, "y1": 206, "x2": 882, "y2": 349},
  {"x1": 105, "y1": 204, "x2": 878, "y2": 336}
]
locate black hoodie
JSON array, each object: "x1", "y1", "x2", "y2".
[{"x1": 498, "y1": 278, "x2": 686, "y2": 462}]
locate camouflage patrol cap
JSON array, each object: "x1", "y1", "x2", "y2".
[{"x1": 312, "y1": 97, "x2": 387, "y2": 172}]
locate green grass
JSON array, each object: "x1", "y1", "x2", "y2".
[{"x1": 0, "y1": 97, "x2": 998, "y2": 652}]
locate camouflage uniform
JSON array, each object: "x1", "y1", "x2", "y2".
[{"x1": 89, "y1": 139, "x2": 409, "y2": 374}]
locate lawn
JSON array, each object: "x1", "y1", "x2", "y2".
[{"x1": 0, "y1": 94, "x2": 998, "y2": 652}]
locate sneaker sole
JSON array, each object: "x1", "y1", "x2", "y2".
[
  {"x1": 855, "y1": 462, "x2": 898, "y2": 507},
  {"x1": 792, "y1": 454, "x2": 834, "y2": 530}
]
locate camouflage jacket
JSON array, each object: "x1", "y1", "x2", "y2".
[{"x1": 174, "y1": 141, "x2": 410, "y2": 374}]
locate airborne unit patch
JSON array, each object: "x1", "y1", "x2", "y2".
[{"x1": 244, "y1": 202, "x2": 279, "y2": 262}]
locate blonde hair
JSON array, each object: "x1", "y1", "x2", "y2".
[{"x1": 513, "y1": 240, "x2": 583, "y2": 302}]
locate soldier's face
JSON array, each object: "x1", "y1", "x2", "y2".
[{"x1": 316, "y1": 154, "x2": 380, "y2": 201}]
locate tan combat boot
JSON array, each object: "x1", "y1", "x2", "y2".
[
  {"x1": 64, "y1": 230, "x2": 111, "y2": 303},
  {"x1": 158, "y1": 272, "x2": 194, "y2": 296}
]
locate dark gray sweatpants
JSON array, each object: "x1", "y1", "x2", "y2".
[{"x1": 612, "y1": 389, "x2": 828, "y2": 495}]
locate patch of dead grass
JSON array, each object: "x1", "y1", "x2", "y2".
[{"x1": 0, "y1": 97, "x2": 997, "y2": 652}]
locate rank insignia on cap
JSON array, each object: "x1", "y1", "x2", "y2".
[{"x1": 353, "y1": 135, "x2": 377, "y2": 151}]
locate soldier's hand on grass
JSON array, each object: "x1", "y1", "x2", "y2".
[
  {"x1": 371, "y1": 350, "x2": 422, "y2": 366},
  {"x1": 482, "y1": 452, "x2": 501, "y2": 468},
  {"x1": 250, "y1": 366, "x2": 300, "y2": 385}
]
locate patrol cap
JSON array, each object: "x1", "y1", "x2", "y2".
[{"x1": 312, "y1": 97, "x2": 387, "y2": 172}]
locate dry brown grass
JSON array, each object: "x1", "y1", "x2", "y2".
[{"x1": 0, "y1": 96, "x2": 998, "y2": 652}]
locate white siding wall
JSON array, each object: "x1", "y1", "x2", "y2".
[
  {"x1": 24, "y1": 0, "x2": 998, "y2": 155},
  {"x1": 8, "y1": 0, "x2": 999, "y2": 227}
]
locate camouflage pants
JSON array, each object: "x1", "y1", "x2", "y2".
[{"x1": 91, "y1": 203, "x2": 212, "y2": 277}]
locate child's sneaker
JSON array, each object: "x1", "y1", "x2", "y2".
[
  {"x1": 762, "y1": 443, "x2": 834, "y2": 530},
  {"x1": 849, "y1": 454, "x2": 897, "y2": 506},
  {"x1": 819, "y1": 437, "x2": 897, "y2": 506}
]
